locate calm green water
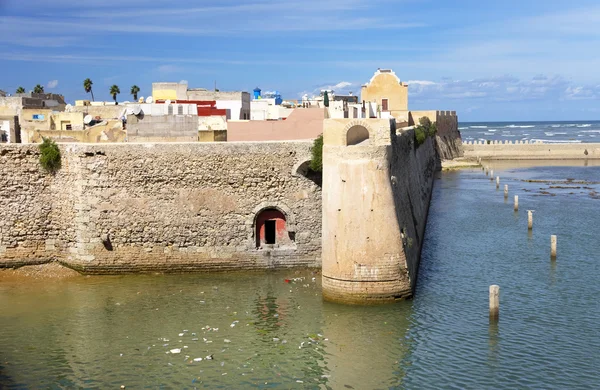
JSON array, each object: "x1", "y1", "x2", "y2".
[{"x1": 2, "y1": 161, "x2": 600, "y2": 389}]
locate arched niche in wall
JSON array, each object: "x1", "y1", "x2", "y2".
[
  {"x1": 292, "y1": 159, "x2": 322, "y2": 187},
  {"x1": 248, "y1": 202, "x2": 296, "y2": 249},
  {"x1": 346, "y1": 125, "x2": 370, "y2": 146}
]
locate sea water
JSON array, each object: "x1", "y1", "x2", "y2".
[{"x1": 1, "y1": 161, "x2": 600, "y2": 388}]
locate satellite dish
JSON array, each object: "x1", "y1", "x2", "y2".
[
  {"x1": 84, "y1": 115, "x2": 93, "y2": 124},
  {"x1": 132, "y1": 105, "x2": 142, "y2": 116},
  {"x1": 122, "y1": 101, "x2": 130, "y2": 104},
  {"x1": 65, "y1": 103, "x2": 73, "y2": 111},
  {"x1": 126, "y1": 108, "x2": 134, "y2": 115},
  {"x1": 146, "y1": 96, "x2": 154, "y2": 103},
  {"x1": 138, "y1": 96, "x2": 144, "y2": 103},
  {"x1": 165, "y1": 99, "x2": 171, "y2": 105}
]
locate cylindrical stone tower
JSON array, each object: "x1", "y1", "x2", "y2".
[{"x1": 321, "y1": 119, "x2": 410, "y2": 304}]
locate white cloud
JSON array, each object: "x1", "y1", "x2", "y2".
[
  {"x1": 47, "y1": 79, "x2": 58, "y2": 88},
  {"x1": 406, "y1": 80, "x2": 437, "y2": 86},
  {"x1": 407, "y1": 74, "x2": 600, "y2": 103}
]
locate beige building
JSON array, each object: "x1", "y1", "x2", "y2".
[{"x1": 361, "y1": 69, "x2": 408, "y2": 118}]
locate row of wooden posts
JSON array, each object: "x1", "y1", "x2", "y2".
[{"x1": 476, "y1": 157, "x2": 558, "y2": 322}]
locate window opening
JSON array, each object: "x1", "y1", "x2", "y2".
[{"x1": 382, "y1": 98, "x2": 389, "y2": 111}]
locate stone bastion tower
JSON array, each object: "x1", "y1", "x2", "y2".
[{"x1": 321, "y1": 118, "x2": 441, "y2": 304}]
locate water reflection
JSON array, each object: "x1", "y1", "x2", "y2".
[{"x1": 321, "y1": 302, "x2": 412, "y2": 389}]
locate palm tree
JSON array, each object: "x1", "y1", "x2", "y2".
[
  {"x1": 33, "y1": 84, "x2": 44, "y2": 94},
  {"x1": 83, "y1": 78, "x2": 95, "y2": 101},
  {"x1": 130, "y1": 85, "x2": 140, "y2": 101},
  {"x1": 15, "y1": 86, "x2": 25, "y2": 94},
  {"x1": 110, "y1": 85, "x2": 121, "y2": 105}
]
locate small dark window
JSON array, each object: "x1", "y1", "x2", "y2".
[
  {"x1": 265, "y1": 220, "x2": 276, "y2": 244},
  {"x1": 382, "y1": 98, "x2": 389, "y2": 111},
  {"x1": 66, "y1": 124, "x2": 72, "y2": 130},
  {"x1": 168, "y1": 105, "x2": 173, "y2": 115},
  {"x1": 178, "y1": 105, "x2": 184, "y2": 115}
]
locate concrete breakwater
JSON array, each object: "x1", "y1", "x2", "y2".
[
  {"x1": 464, "y1": 142, "x2": 600, "y2": 159},
  {"x1": 0, "y1": 142, "x2": 322, "y2": 272}
]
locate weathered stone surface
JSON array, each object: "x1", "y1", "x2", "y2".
[
  {"x1": 0, "y1": 142, "x2": 321, "y2": 272},
  {"x1": 321, "y1": 118, "x2": 452, "y2": 303}
]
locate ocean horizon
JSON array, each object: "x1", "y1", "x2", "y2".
[{"x1": 459, "y1": 120, "x2": 600, "y2": 144}]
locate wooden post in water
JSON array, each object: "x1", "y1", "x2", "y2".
[
  {"x1": 496, "y1": 176, "x2": 500, "y2": 189},
  {"x1": 489, "y1": 285, "x2": 499, "y2": 322},
  {"x1": 551, "y1": 235, "x2": 557, "y2": 258},
  {"x1": 490, "y1": 170, "x2": 494, "y2": 180},
  {"x1": 514, "y1": 195, "x2": 519, "y2": 211},
  {"x1": 504, "y1": 185, "x2": 509, "y2": 199},
  {"x1": 528, "y1": 210, "x2": 533, "y2": 230}
]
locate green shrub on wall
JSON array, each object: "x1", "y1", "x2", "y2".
[
  {"x1": 414, "y1": 127, "x2": 427, "y2": 147},
  {"x1": 39, "y1": 137, "x2": 61, "y2": 173},
  {"x1": 414, "y1": 117, "x2": 438, "y2": 148},
  {"x1": 310, "y1": 134, "x2": 323, "y2": 172}
]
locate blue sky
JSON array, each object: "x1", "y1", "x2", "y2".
[{"x1": 1, "y1": 0, "x2": 600, "y2": 121}]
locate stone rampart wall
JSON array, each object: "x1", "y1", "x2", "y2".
[
  {"x1": 0, "y1": 142, "x2": 322, "y2": 273},
  {"x1": 463, "y1": 142, "x2": 600, "y2": 159}
]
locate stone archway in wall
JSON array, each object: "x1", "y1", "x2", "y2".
[
  {"x1": 248, "y1": 202, "x2": 296, "y2": 249},
  {"x1": 344, "y1": 121, "x2": 372, "y2": 146},
  {"x1": 292, "y1": 159, "x2": 322, "y2": 187}
]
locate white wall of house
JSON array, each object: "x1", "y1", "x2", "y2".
[
  {"x1": 0, "y1": 120, "x2": 10, "y2": 143},
  {"x1": 216, "y1": 100, "x2": 244, "y2": 120}
]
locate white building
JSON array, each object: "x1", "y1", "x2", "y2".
[{"x1": 250, "y1": 98, "x2": 294, "y2": 121}]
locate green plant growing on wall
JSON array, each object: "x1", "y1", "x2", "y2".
[
  {"x1": 323, "y1": 91, "x2": 329, "y2": 107},
  {"x1": 15, "y1": 86, "x2": 25, "y2": 94},
  {"x1": 83, "y1": 78, "x2": 95, "y2": 101},
  {"x1": 309, "y1": 134, "x2": 323, "y2": 172},
  {"x1": 33, "y1": 84, "x2": 44, "y2": 93},
  {"x1": 414, "y1": 116, "x2": 438, "y2": 147},
  {"x1": 414, "y1": 127, "x2": 427, "y2": 147},
  {"x1": 39, "y1": 137, "x2": 61, "y2": 174}
]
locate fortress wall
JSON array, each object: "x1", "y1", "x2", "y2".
[
  {"x1": 463, "y1": 142, "x2": 600, "y2": 159},
  {"x1": 321, "y1": 119, "x2": 440, "y2": 303},
  {"x1": 0, "y1": 142, "x2": 322, "y2": 273}
]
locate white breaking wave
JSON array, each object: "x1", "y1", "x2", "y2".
[
  {"x1": 538, "y1": 139, "x2": 582, "y2": 143},
  {"x1": 581, "y1": 130, "x2": 600, "y2": 133},
  {"x1": 505, "y1": 125, "x2": 535, "y2": 128},
  {"x1": 577, "y1": 124, "x2": 592, "y2": 128},
  {"x1": 458, "y1": 127, "x2": 469, "y2": 130},
  {"x1": 471, "y1": 126, "x2": 488, "y2": 129},
  {"x1": 551, "y1": 125, "x2": 562, "y2": 128}
]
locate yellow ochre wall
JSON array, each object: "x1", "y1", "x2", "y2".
[{"x1": 361, "y1": 71, "x2": 408, "y2": 117}]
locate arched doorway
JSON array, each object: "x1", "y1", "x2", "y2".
[
  {"x1": 346, "y1": 125, "x2": 370, "y2": 146},
  {"x1": 255, "y1": 208, "x2": 288, "y2": 248}
]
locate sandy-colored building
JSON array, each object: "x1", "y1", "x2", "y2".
[{"x1": 361, "y1": 69, "x2": 408, "y2": 118}]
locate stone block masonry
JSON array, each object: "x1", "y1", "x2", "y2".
[{"x1": 0, "y1": 142, "x2": 322, "y2": 273}]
